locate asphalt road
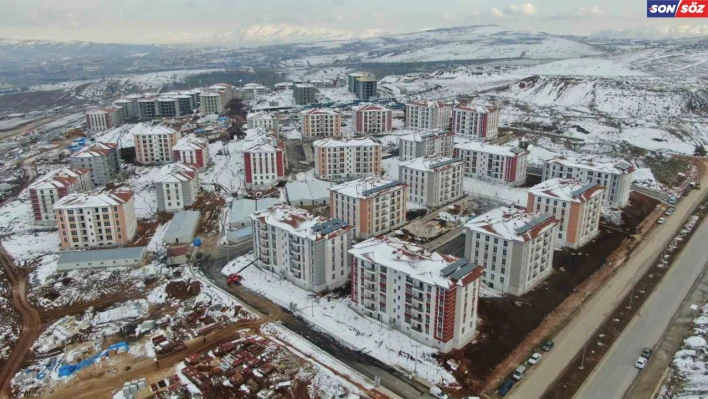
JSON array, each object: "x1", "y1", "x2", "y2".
[{"x1": 575, "y1": 217, "x2": 708, "y2": 399}]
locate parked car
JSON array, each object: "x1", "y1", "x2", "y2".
[
  {"x1": 542, "y1": 340, "x2": 554, "y2": 351},
  {"x1": 657, "y1": 217, "x2": 666, "y2": 224},
  {"x1": 641, "y1": 347, "x2": 653, "y2": 359},
  {"x1": 512, "y1": 365, "x2": 527, "y2": 381},
  {"x1": 528, "y1": 352, "x2": 542, "y2": 365},
  {"x1": 665, "y1": 208, "x2": 674, "y2": 216},
  {"x1": 498, "y1": 379, "x2": 514, "y2": 396},
  {"x1": 429, "y1": 387, "x2": 449, "y2": 399},
  {"x1": 668, "y1": 196, "x2": 677, "y2": 205},
  {"x1": 635, "y1": 357, "x2": 648, "y2": 369}
]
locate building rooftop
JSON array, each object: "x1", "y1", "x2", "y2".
[
  {"x1": 313, "y1": 137, "x2": 380, "y2": 148},
  {"x1": 465, "y1": 206, "x2": 559, "y2": 242},
  {"x1": 349, "y1": 236, "x2": 483, "y2": 287},
  {"x1": 163, "y1": 210, "x2": 201, "y2": 243},
  {"x1": 53, "y1": 190, "x2": 134, "y2": 209},
  {"x1": 29, "y1": 168, "x2": 90, "y2": 191},
  {"x1": 528, "y1": 178, "x2": 605, "y2": 203},
  {"x1": 406, "y1": 100, "x2": 452, "y2": 108},
  {"x1": 399, "y1": 129, "x2": 452, "y2": 143},
  {"x1": 455, "y1": 142, "x2": 528, "y2": 157},
  {"x1": 301, "y1": 109, "x2": 339, "y2": 116},
  {"x1": 243, "y1": 142, "x2": 280, "y2": 153},
  {"x1": 57, "y1": 247, "x2": 146, "y2": 270},
  {"x1": 454, "y1": 104, "x2": 498, "y2": 113},
  {"x1": 399, "y1": 156, "x2": 463, "y2": 172},
  {"x1": 286, "y1": 175, "x2": 332, "y2": 203},
  {"x1": 545, "y1": 156, "x2": 635, "y2": 175},
  {"x1": 130, "y1": 123, "x2": 178, "y2": 137},
  {"x1": 247, "y1": 112, "x2": 276, "y2": 121},
  {"x1": 250, "y1": 204, "x2": 352, "y2": 241},
  {"x1": 356, "y1": 77, "x2": 377, "y2": 82},
  {"x1": 348, "y1": 72, "x2": 369, "y2": 77},
  {"x1": 230, "y1": 197, "x2": 282, "y2": 224},
  {"x1": 71, "y1": 142, "x2": 118, "y2": 158},
  {"x1": 155, "y1": 163, "x2": 198, "y2": 184},
  {"x1": 330, "y1": 177, "x2": 405, "y2": 199},
  {"x1": 173, "y1": 135, "x2": 208, "y2": 151},
  {"x1": 354, "y1": 103, "x2": 391, "y2": 112}
]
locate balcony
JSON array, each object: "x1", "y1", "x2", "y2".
[
  {"x1": 259, "y1": 254, "x2": 270, "y2": 263},
  {"x1": 412, "y1": 284, "x2": 426, "y2": 293},
  {"x1": 411, "y1": 294, "x2": 426, "y2": 304},
  {"x1": 364, "y1": 303, "x2": 376, "y2": 311},
  {"x1": 290, "y1": 262, "x2": 302, "y2": 271},
  {"x1": 363, "y1": 267, "x2": 376, "y2": 278},
  {"x1": 363, "y1": 283, "x2": 376, "y2": 292},
  {"x1": 363, "y1": 274, "x2": 376, "y2": 283},
  {"x1": 411, "y1": 306, "x2": 425, "y2": 316}
]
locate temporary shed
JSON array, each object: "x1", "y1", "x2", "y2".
[
  {"x1": 229, "y1": 197, "x2": 281, "y2": 228},
  {"x1": 56, "y1": 247, "x2": 146, "y2": 271},
  {"x1": 286, "y1": 178, "x2": 331, "y2": 207},
  {"x1": 163, "y1": 210, "x2": 200, "y2": 245}
]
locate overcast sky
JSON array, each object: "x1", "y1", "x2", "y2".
[{"x1": 0, "y1": 0, "x2": 706, "y2": 44}]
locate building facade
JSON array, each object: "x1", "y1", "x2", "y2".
[
  {"x1": 527, "y1": 179, "x2": 605, "y2": 248},
  {"x1": 173, "y1": 135, "x2": 210, "y2": 171},
  {"x1": 353, "y1": 104, "x2": 393, "y2": 134},
  {"x1": 243, "y1": 143, "x2": 286, "y2": 188},
  {"x1": 199, "y1": 93, "x2": 224, "y2": 115},
  {"x1": 138, "y1": 99, "x2": 158, "y2": 120},
  {"x1": 451, "y1": 105, "x2": 500, "y2": 141},
  {"x1": 301, "y1": 109, "x2": 342, "y2": 138},
  {"x1": 354, "y1": 77, "x2": 377, "y2": 100},
  {"x1": 349, "y1": 236, "x2": 483, "y2": 352},
  {"x1": 464, "y1": 207, "x2": 559, "y2": 296},
  {"x1": 398, "y1": 130, "x2": 454, "y2": 161},
  {"x1": 86, "y1": 107, "x2": 123, "y2": 131},
  {"x1": 154, "y1": 164, "x2": 200, "y2": 213},
  {"x1": 293, "y1": 84, "x2": 317, "y2": 105},
  {"x1": 133, "y1": 124, "x2": 182, "y2": 164},
  {"x1": 399, "y1": 157, "x2": 464, "y2": 207},
  {"x1": 54, "y1": 190, "x2": 138, "y2": 249},
  {"x1": 247, "y1": 112, "x2": 280, "y2": 133},
  {"x1": 329, "y1": 177, "x2": 407, "y2": 239},
  {"x1": 405, "y1": 101, "x2": 452, "y2": 131},
  {"x1": 542, "y1": 157, "x2": 634, "y2": 208},
  {"x1": 454, "y1": 142, "x2": 528, "y2": 186},
  {"x1": 70, "y1": 142, "x2": 121, "y2": 187},
  {"x1": 347, "y1": 72, "x2": 371, "y2": 93},
  {"x1": 251, "y1": 205, "x2": 354, "y2": 293},
  {"x1": 29, "y1": 168, "x2": 92, "y2": 226},
  {"x1": 313, "y1": 138, "x2": 382, "y2": 181}
]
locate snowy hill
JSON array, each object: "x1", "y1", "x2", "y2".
[{"x1": 592, "y1": 25, "x2": 708, "y2": 40}]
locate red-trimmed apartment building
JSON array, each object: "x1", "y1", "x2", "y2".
[
  {"x1": 451, "y1": 105, "x2": 499, "y2": 141},
  {"x1": 454, "y1": 142, "x2": 529, "y2": 187},
  {"x1": 353, "y1": 104, "x2": 393, "y2": 134},
  {"x1": 29, "y1": 168, "x2": 92, "y2": 226},
  {"x1": 173, "y1": 135, "x2": 210, "y2": 171},
  {"x1": 243, "y1": 142, "x2": 285, "y2": 188}
]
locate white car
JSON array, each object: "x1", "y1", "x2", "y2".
[
  {"x1": 429, "y1": 387, "x2": 449, "y2": 399},
  {"x1": 635, "y1": 357, "x2": 648, "y2": 369},
  {"x1": 657, "y1": 217, "x2": 666, "y2": 224},
  {"x1": 528, "y1": 352, "x2": 542, "y2": 365}
]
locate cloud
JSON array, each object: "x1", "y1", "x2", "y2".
[
  {"x1": 578, "y1": 6, "x2": 605, "y2": 16},
  {"x1": 443, "y1": 12, "x2": 457, "y2": 22},
  {"x1": 491, "y1": 8, "x2": 504, "y2": 18},
  {"x1": 509, "y1": 3, "x2": 538, "y2": 16}
]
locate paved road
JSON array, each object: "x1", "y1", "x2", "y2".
[{"x1": 575, "y1": 217, "x2": 708, "y2": 399}]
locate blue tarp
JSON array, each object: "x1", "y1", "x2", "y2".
[{"x1": 58, "y1": 342, "x2": 129, "y2": 377}]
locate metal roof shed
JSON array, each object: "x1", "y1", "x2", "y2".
[
  {"x1": 163, "y1": 210, "x2": 201, "y2": 245},
  {"x1": 56, "y1": 247, "x2": 146, "y2": 271}
]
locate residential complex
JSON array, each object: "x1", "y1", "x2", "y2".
[
  {"x1": 398, "y1": 130, "x2": 454, "y2": 161},
  {"x1": 451, "y1": 105, "x2": 500, "y2": 141},
  {"x1": 154, "y1": 164, "x2": 200, "y2": 213},
  {"x1": 199, "y1": 92, "x2": 223, "y2": 115},
  {"x1": 464, "y1": 207, "x2": 559, "y2": 295},
  {"x1": 329, "y1": 177, "x2": 407, "y2": 239},
  {"x1": 405, "y1": 101, "x2": 452, "y2": 131},
  {"x1": 293, "y1": 84, "x2": 317, "y2": 105},
  {"x1": 86, "y1": 107, "x2": 123, "y2": 131},
  {"x1": 454, "y1": 142, "x2": 528, "y2": 186},
  {"x1": 132, "y1": 124, "x2": 182, "y2": 164},
  {"x1": 29, "y1": 168, "x2": 92, "y2": 226},
  {"x1": 300, "y1": 109, "x2": 342, "y2": 138},
  {"x1": 399, "y1": 157, "x2": 464, "y2": 207},
  {"x1": 243, "y1": 142, "x2": 286, "y2": 188},
  {"x1": 172, "y1": 135, "x2": 210, "y2": 171},
  {"x1": 54, "y1": 190, "x2": 138, "y2": 249},
  {"x1": 353, "y1": 104, "x2": 393, "y2": 134},
  {"x1": 69, "y1": 142, "x2": 121, "y2": 187},
  {"x1": 542, "y1": 156, "x2": 634, "y2": 208},
  {"x1": 349, "y1": 236, "x2": 483, "y2": 352},
  {"x1": 313, "y1": 138, "x2": 382, "y2": 181},
  {"x1": 250, "y1": 205, "x2": 354, "y2": 293},
  {"x1": 247, "y1": 112, "x2": 280, "y2": 133},
  {"x1": 527, "y1": 179, "x2": 605, "y2": 248}
]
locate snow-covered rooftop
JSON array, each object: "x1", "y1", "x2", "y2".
[
  {"x1": 454, "y1": 104, "x2": 497, "y2": 114},
  {"x1": 455, "y1": 142, "x2": 528, "y2": 157},
  {"x1": 406, "y1": 100, "x2": 451, "y2": 108},
  {"x1": 399, "y1": 129, "x2": 452, "y2": 143},
  {"x1": 230, "y1": 197, "x2": 283, "y2": 224},
  {"x1": 243, "y1": 142, "x2": 280, "y2": 153},
  {"x1": 330, "y1": 177, "x2": 405, "y2": 199},
  {"x1": 544, "y1": 156, "x2": 635, "y2": 175},
  {"x1": 313, "y1": 137, "x2": 380, "y2": 148},
  {"x1": 247, "y1": 112, "x2": 276, "y2": 121},
  {"x1": 71, "y1": 142, "x2": 117, "y2": 158},
  {"x1": 354, "y1": 103, "x2": 391, "y2": 112},
  {"x1": 173, "y1": 135, "x2": 207, "y2": 151},
  {"x1": 465, "y1": 206, "x2": 559, "y2": 242},
  {"x1": 250, "y1": 204, "x2": 352, "y2": 241},
  {"x1": 528, "y1": 178, "x2": 605, "y2": 203},
  {"x1": 130, "y1": 123, "x2": 178, "y2": 137},
  {"x1": 399, "y1": 156, "x2": 463, "y2": 172},
  {"x1": 154, "y1": 163, "x2": 198, "y2": 184},
  {"x1": 301, "y1": 108, "x2": 339, "y2": 116},
  {"x1": 29, "y1": 168, "x2": 90, "y2": 191},
  {"x1": 53, "y1": 190, "x2": 134, "y2": 209}
]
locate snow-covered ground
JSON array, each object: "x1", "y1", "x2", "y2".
[
  {"x1": 463, "y1": 178, "x2": 528, "y2": 207},
  {"x1": 92, "y1": 124, "x2": 135, "y2": 148},
  {"x1": 120, "y1": 69, "x2": 225, "y2": 90}
]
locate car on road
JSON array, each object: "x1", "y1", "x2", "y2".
[
  {"x1": 528, "y1": 352, "x2": 542, "y2": 365},
  {"x1": 665, "y1": 208, "x2": 675, "y2": 216},
  {"x1": 668, "y1": 196, "x2": 677, "y2": 205},
  {"x1": 512, "y1": 365, "x2": 527, "y2": 381},
  {"x1": 542, "y1": 340, "x2": 554, "y2": 351},
  {"x1": 498, "y1": 379, "x2": 514, "y2": 396},
  {"x1": 226, "y1": 273, "x2": 244, "y2": 285},
  {"x1": 635, "y1": 356, "x2": 648, "y2": 369},
  {"x1": 429, "y1": 387, "x2": 449, "y2": 399},
  {"x1": 641, "y1": 347, "x2": 653, "y2": 359},
  {"x1": 657, "y1": 217, "x2": 666, "y2": 224}
]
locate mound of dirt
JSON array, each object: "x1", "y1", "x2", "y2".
[{"x1": 165, "y1": 280, "x2": 201, "y2": 300}]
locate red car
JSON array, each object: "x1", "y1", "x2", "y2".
[{"x1": 226, "y1": 274, "x2": 243, "y2": 285}]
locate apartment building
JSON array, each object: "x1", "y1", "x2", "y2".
[
  {"x1": 70, "y1": 142, "x2": 121, "y2": 187},
  {"x1": 114, "y1": 99, "x2": 137, "y2": 119},
  {"x1": 451, "y1": 105, "x2": 500, "y2": 141},
  {"x1": 54, "y1": 190, "x2": 138, "y2": 249},
  {"x1": 353, "y1": 104, "x2": 392, "y2": 134},
  {"x1": 313, "y1": 138, "x2": 382, "y2": 181},
  {"x1": 329, "y1": 177, "x2": 407, "y2": 239},
  {"x1": 464, "y1": 207, "x2": 559, "y2": 296},
  {"x1": 293, "y1": 84, "x2": 318, "y2": 105},
  {"x1": 138, "y1": 98, "x2": 158, "y2": 120},
  {"x1": 274, "y1": 82, "x2": 293, "y2": 91},
  {"x1": 199, "y1": 92, "x2": 224, "y2": 115},
  {"x1": 86, "y1": 107, "x2": 123, "y2": 131},
  {"x1": 133, "y1": 124, "x2": 182, "y2": 164},
  {"x1": 247, "y1": 112, "x2": 280, "y2": 133},
  {"x1": 154, "y1": 164, "x2": 200, "y2": 213},
  {"x1": 173, "y1": 135, "x2": 210, "y2": 171},
  {"x1": 301, "y1": 109, "x2": 342, "y2": 138},
  {"x1": 239, "y1": 83, "x2": 268, "y2": 99},
  {"x1": 542, "y1": 156, "x2": 634, "y2": 208},
  {"x1": 243, "y1": 142, "x2": 286, "y2": 188},
  {"x1": 527, "y1": 179, "x2": 605, "y2": 248},
  {"x1": 157, "y1": 98, "x2": 181, "y2": 118},
  {"x1": 251, "y1": 204, "x2": 354, "y2": 293},
  {"x1": 398, "y1": 130, "x2": 454, "y2": 161},
  {"x1": 454, "y1": 142, "x2": 528, "y2": 186},
  {"x1": 29, "y1": 168, "x2": 92, "y2": 226},
  {"x1": 399, "y1": 157, "x2": 464, "y2": 207},
  {"x1": 347, "y1": 72, "x2": 371, "y2": 93},
  {"x1": 405, "y1": 101, "x2": 452, "y2": 131},
  {"x1": 354, "y1": 77, "x2": 377, "y2": 100},
  {"x1": 349, "y1": 236, "x2": 483, "y2": 352}
]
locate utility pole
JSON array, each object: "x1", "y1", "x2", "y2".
[{"x1": 579, "y1": 324, "x2": 590, "y2": 370}]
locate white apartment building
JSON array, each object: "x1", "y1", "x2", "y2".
[
  {"x1": 29, "y1": 168, "x2": 92, "y2": 226},
  {"x1": 349, "y1": 236, "x2": 484, "y2": 352},
  {"x1": 454, "y1": 142, "x2": 528, "y2": 186},
  {"x1": 154, "y1": 164, "x2": 200, "y2": 213},
  {"x1": 243, "y1": 142, "x2": 286, "y2": 188},
  {"x1": 464, "y1": 207, "x2": 560, "y2": 296},
  {"x1": 199, "y1": 92, "x2": 223, "y2": 115},
  {"x1": 86, "y1": 107, "x2": 123, "y2": 131},
  {"x1": 172, "y1": 135, "x2": 210, "y2": 171},
  {"x1": 132, "y1": 123, "x2": 182, "y2": 164},
  {"x1": 398, "y1": 130, "x2": 454, "y2": 161},
  {"x1": 353, "y1": 104, "x2": 393, "y2": 134},
  {"x1": 54, "y1": 190, "x2": 138, "y2": 249},
  {"x1": 247, "y1": 112, "x2": 280, "y2": 133},
  {"x1": 399, "y1": 157, "x2": 464, "y2": 207},
  {"x1": 301, "y1": 109, "x2": 342, "y2": 138},
  {"x1": 451, "y1": 105, "x2": 500, "y2": 141},
  {"x1": 405, "y1": 101, "x2": 452, "y2": 131},
  {"x1": 251, "y1": 205, "x2": 354, "y2": 293},
  {"x1": 542, "y1": 156, "x2": 634, "y2": 208},
  {"x1": 313, "y1": 138, "x2": 382, "y2": 181},
  {"x1": 527, "y1": 179, "x2": 605, "y2": 249},
  {"x1": 329, "y1": 177, "x2": 407, "y2": 239}
]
